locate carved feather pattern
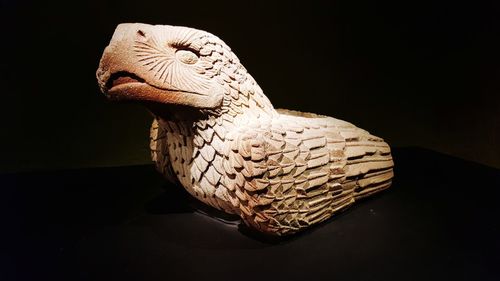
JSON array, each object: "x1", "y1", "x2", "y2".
[
  {"x1": 137, "y1": 25, "x2": 395, "y2": 235},
  {"x1": 152, "y1": 106, "x2": 393, "y2": 235}
]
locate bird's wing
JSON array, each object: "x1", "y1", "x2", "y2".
[
  {"x1": 276, "y1": 110, "x2": 394, "y2": 198},
  {"x1": 222, "y1": 111, "x2": 393, "y2": 235}
]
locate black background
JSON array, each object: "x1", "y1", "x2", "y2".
[
  {"x1": 1, "y1": 0, "x2": 499, "y2": 172},
  {"x1": 1, "y1": 1, "x2": 500, "y2": 280}
]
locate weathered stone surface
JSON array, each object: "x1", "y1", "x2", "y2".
[{"x1": 96, "y1": 23, "x2": 394, "y2": 235}]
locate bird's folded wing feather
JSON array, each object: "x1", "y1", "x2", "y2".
[{"x1": 222, "y1": 111, "x2": 393, "y2": 235}]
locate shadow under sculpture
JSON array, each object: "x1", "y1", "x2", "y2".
[{"x1": 96, "y1": 23, "x2": 394, "y2": 235}]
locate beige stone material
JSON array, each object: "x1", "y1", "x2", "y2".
[{"x1": 97, "y1": 23, "x2": 394, "y2": 235}]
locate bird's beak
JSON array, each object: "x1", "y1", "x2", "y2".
[{"x1": 96, "y1": 23, "x2": 223, "y2": 108}]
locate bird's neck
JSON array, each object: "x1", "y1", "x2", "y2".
[
  {"x1": 222, "y1": 78, "x2": 275, "y2": 116},
  {"x1": 214, "y1": 60, "x2": 277, "y2": 119},
  {"x1": 155, "y1": 67, "x2": 278, "y2": 144}
]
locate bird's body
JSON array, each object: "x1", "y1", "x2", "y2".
[
  {"x1": 97, "y1": 23, "x2": 394, "y2": 235},
  {"x1": 150, "y1": 107, "x2": 393, "y2": 235}
]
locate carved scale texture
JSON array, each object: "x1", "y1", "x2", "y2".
[
  {"x1": 150, "y1": 109, "x2": 393, "y2": 235},
  {"x1": 145, "y1": 26, "x2": 394, "y2": 235}
]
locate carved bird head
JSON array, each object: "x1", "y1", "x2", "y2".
[{"x1": 97, "y1": 23, "x2": 272, "y2": 114}]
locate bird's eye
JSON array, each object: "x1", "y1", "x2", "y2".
[{"x1": 176, "y1": 49, "x2": 199, "y2": 65}]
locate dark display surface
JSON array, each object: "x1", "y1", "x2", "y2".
[{"x1": 1, "y1": 147, "x2": 499, "y2": 281}]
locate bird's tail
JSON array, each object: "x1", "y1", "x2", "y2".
[{"x1": 340, "y1": 127, "x2": 394, "y2": 200}]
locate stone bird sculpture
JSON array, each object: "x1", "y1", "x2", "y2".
[{"x1": 96, "y1": 23, "x2": 394, "y2": 235}]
